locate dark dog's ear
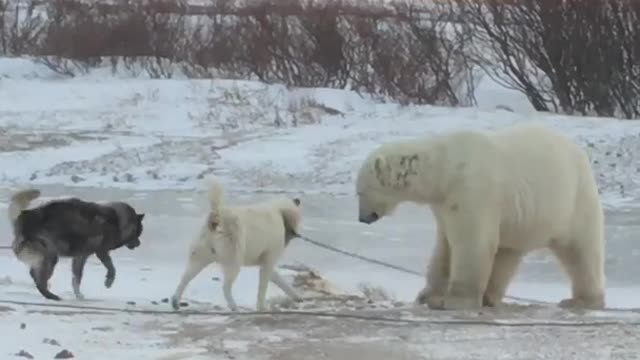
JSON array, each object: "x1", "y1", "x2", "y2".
[
  {"x1": 137, "y1": 213, "x2": 145, "y2": 222},
  {"x1": 293, "y1": 198, "x2": 301, "y2": 206}
]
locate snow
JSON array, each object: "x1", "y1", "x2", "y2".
[
  {"x1": 1, "y1": 56, "x2": 640, "y2": 358},
  {"x1": 2, "y1": 56, "x2": 640, "y2": 206}
]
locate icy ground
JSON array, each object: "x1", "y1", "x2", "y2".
[{"x1": 1, "y1": 57, "x2": 640, "y2": 359}]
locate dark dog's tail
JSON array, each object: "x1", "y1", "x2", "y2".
[
  {"x1": 8, "y1": 189, "x2": 41, "y2": 227},
  {"x1": 8, "y1": 189, "x2": 45, "y2": 269}
]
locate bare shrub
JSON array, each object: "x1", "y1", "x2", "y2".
[
  {"x1": 0, "y1": 0, "x2": 45, "y2": 56},
  {"x1": 343, "y1": 2, "x2": 473, "y2": 105},
  {"x1": 7, "y1": 0, "x2": 473, "y2": 106},
  {"x1": 456, "y1": 0, "x2": 640, "y2": 119}
]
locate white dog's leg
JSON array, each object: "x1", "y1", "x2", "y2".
[
  {"x1": 171, "y1": 256, "x2": 210, "y2": 310},
  {"x1": 222, "y1": 263, "x2": 241, "y2": 311},
  {"x1": 256, "y1": 261, "x2": 276, "y2": 311},
  {"x1": 270, "y1": 270, "x2": 302, "y2": 301}
]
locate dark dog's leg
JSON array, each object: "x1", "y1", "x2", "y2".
[
  {"x1": 32, "y1": 257, "x2": 61, "y2": 301},
  {"x1": 96, "y1": 251, "x2": 116, "y2": 288},
  {"x1": 71, "y1": 255, "x2": 89, "y2": 300}
]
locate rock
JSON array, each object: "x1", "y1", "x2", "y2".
[
  {"x1": 161, "y1": 298, "x2": 169, "y2": 303},
  {"x1": 20, "y1": 323, "x2": 26, "y2": 329},
  {"x1": 54, "y1": 349, "x2": 74, "y2": 359},
  {"x1": 43, "y1": 338, "x2": 60, "y2": 346},
  {"x1": 70, "y1": 175, "x2": 84, "y2": 183},
  {"x1": 179, "y1": 302, "x2": 188, "y2": 307},
  {"x1": 15, "y1": 350, "x2": 33, "y2": 359},
  {"x1": 126, "y1": 301, "x2": 136, "y2": 306}
]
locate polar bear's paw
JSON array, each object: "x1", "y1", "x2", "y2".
[
  {"x1": 425, "y1": 294, "x2": 482, "y2": 310},
  {"x1": 414, "y1": 287, "x2": 445, "y2": 308},
  {"x1": 558, "y1": 295, "x2": 604, "y2": 310},
  {"x1": 482, "y1": 292, "x2": 503, "y2": 307},
  {"x1": 442, "y1": 295, "x2": 481, "y2": 310}
]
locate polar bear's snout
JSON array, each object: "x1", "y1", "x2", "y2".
[
  {"x1": 357, "y1": 194, "x2": 383, "y2": 224},
  {"x1": 359, "y1": 212, "x2": 379, "y2": 224}
]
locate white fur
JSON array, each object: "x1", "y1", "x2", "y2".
[
  {"x1": 171, "y1": 177, "x2": 303, "y2": 311},
  {"x1": 356, "y1": 124, "x2": 605, "y2": 310}
]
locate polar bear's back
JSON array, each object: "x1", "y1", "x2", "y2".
[{"x1": 487, "y1": 124, "x2": 601, "y2": 249}]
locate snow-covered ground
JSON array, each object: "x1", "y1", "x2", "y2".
[
  {"x1": 2, "y1": 58, "x2": 640, "y2": 205},
  {"x1": 1, "y1": 57, "x2": 640, "y2": 359}
]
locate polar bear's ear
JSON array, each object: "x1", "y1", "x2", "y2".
[{"x1": 373, "y1": 155, "x2": 391, "y2": 186}]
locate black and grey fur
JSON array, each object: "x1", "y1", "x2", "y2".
[{"x1": 8, "y1": 189, "x2": 145, "y2": 301}]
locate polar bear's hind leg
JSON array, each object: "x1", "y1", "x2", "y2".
[{"x1": 551, "y1": 235, "x2": 605, "y2": 310}]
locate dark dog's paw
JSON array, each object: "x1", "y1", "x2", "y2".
[
  {"x1": 170, "y1": 296, "x2": 180, "y2": 311},
  {"x1": 105, "y1": 276, "x2": 115, "y2": 288},
  {"x1": 46, "y1": 294, "x2": 62, "y2": 301}
]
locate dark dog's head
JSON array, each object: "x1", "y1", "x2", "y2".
[
  {"x1": 125, "y1": 213, "x2": 145, "y2": 249},
  {"x1": 107, "y1": 202, "x2": 146, "y2": 251}
]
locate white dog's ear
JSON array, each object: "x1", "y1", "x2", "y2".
[
  {"x1": 373, "y1": 155, "x2": 391, "y2": 186},
  {"x1": 207, "y1": 212, "x2": 219, "y2": 231}
]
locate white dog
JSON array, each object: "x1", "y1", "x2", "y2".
[{"x1": 171, "y1": 177, "x2": 303, "y2": 311}]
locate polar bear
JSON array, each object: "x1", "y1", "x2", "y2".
[{"x1": 356, "y1": 124, "x2": 605, "y2": 311}]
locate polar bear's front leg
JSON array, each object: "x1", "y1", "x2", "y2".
[
  {"x1": 430, "y1": 210, "x2": 498, "y2": 311},
  {"x1": 415, "y1": 223, "x2": 449, "y2": 307},
  {"x1": 483, "y1": 247, "x2": 524, "y2": 307}
]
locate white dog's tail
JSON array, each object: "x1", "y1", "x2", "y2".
[
  {"x1": 207, "y1": 177, "x2": 225, "y2": 215},
  {"x1": 220, "y1": 212, "x2": 245, "y2": 264},
  {"x1": 8, "y1": 188, "x2": 41, "y2": 226},
  {"x1": 274, "y1": 197, "x2": 302, "y2": 242},
  {"x1": 205, "y1": 177, "x2": 244, "y2": 263}
]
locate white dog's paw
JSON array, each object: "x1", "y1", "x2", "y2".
[
  {"x1": 256, "y1": 302, "x2": 269, "y2": 312},
  {"x1": 414, "y1": 287, "x2": 430, "y2": 305},
  {"x1": 290, "y1": 292, "x2": 304, "y2": 302}
]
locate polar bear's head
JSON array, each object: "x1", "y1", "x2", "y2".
[{"x1": 356, "y1": 152, "x2": 411, "y2": 224}]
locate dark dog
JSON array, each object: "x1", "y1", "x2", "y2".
[{"x1": 8, "y1": 189, "x2": 145, "y2": 301}]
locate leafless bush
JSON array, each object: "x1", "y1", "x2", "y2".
[
  {"x1": 342, "y1": 2, "x2": 474, "y2": 105},
  {"x1": 0, "y1": 0, "x2": 45, "y2": 55},
  {"x1": 8, "y1": 0, "x2": 474, "y2": 105},
  {"x1": 456, "y1": 0, "x2": 640, "y2": 119}
]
